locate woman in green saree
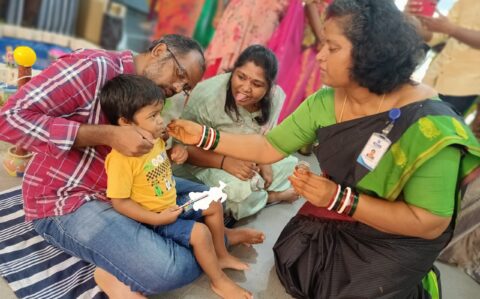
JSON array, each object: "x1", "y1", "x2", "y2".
[{"x1": 167, "y1": 0, "x2": 480, "y2": 297}]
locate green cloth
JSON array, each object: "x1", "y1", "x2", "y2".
[
  {"x1": 176, "y1": 73, "x2": 298, "y2": 220},
  {"x1": 422, "y1": 268, "x2": 441, "y2": 299},
  {"x1": 402, "y1": 146, "x2": 459, "y2": 216},
  {"x1": 267, "y1": 87, "x2": 480, "y2": 216},
  {"x1": 267, "y1": 87, "x2": 335, "y2": 156},
  {"x1": 193, "y1": 0, "x2": 218, "y2": 48}
]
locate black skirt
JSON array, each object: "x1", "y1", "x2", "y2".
[{"x1": 273, "y1": 215, "x2": 451, "y2": 299}]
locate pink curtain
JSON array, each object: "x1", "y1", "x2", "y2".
[{"x1": 268, "y1": 0, "x2": 322, "y2": 123}]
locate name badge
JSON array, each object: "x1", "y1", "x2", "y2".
[{"x1": 357, "y1": 132, "x2": 391, "y2": 171}]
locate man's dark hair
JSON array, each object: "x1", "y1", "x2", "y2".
[
  {"x1": 100, "y1": 74, "x2": 165, "y2": 125},
  {"x1": 225, "y1": 45, "x2": 278, "y2": 126},
  {"x1": 148, "y1": 34, "x2": 206, "y2": 73},
  {"x1": 326, "y1": 0, "x2": 425, "y2": 94}
]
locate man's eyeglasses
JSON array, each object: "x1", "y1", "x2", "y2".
[{"x1": 165, "y1": 45, "x2": 191, "y2": 97}]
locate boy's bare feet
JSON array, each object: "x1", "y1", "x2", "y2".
[
  {"x1": 218, "y1": 254, "x2": 249, "y2": 270},
  {"x1": 267, "y1": 188, "x2": 299, "y2": 204},
  {"x1": 225, "y1": 227, "x2": 265, "y2": 247},
  {"x1": 211, "y1": 275, "x2": 253, "y2": 299}
]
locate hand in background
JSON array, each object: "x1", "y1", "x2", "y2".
[
  {"x1": 222, "y1": 156, "x2": 259, "y2": 181},
  {"x1": 167, "y1": 119, "x2": 203, "y2": 146},
  {"x1": 168, "y1": 144, "x2": 188, "y2": 164},
  {"x1": 417, "y1": 13, "x2": 455, "y2": 35},
  {"x1": 259, "y1": 164, "x2": 273, "y2": 189}
]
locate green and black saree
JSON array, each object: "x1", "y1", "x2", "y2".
[{"x1": 273, "y1": 99, "x2": 480, "y2": 299}]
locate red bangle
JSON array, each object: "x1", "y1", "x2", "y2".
[
  {"x1": 326, "y1": 184, "x2": 340, "y2": 209},
  {"x1": 344, "y1": 192, "x2": 355, "y2": 215}
]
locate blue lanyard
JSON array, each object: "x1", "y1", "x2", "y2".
[{"x1": 381, "y1": 108, "x2": 401, "y2": 136}]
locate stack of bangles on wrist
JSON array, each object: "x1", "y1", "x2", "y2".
[
  {"x1": 196, "y1": 125, "x2": 220, "y2": 151},
  {"x1": 326, "y1": 185, "x2": 359, "y2": 217}
]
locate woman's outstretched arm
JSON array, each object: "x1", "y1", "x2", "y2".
[{"x1": 167, "y1": 119, "x2": 285, "y2": 164}]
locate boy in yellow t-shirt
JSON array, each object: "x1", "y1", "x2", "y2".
[{"x1": 100, "y1": 74, "x2": 253, "y2": 299}]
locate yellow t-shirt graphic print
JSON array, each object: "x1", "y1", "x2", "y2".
[
  {"x1": 144, "y1": 151, "x2": 174, "y2": 197},
  {"x1": 105, "y1": 140, "x2": 177, "y2": 212}
]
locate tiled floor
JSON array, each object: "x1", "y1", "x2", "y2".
[{"x1": 0, "y1": 141, "x2": 479, "y2": 298}]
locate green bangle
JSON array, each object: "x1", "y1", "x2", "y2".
[
  {"x1": 348, "y1": 193, "x2": 359, "y2": 217},
  {"x1": 210, "y1": 129, "x2": 220, "y2": 150},
  {"x1": 332, "y1": 189, "x2": 344, "y2": 211}
]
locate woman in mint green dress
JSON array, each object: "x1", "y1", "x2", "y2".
[{"x1": 175, "y1": 45, "x2": 298, "y2": 220}]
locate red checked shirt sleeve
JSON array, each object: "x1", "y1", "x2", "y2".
[
  {"x1": 0, "y1": 49, "x2": 136, "y2": 220},
  {"x1": 1, "y1": 56, "x2": 104, "y2": 157}
]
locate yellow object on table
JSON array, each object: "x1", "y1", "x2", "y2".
[{"x1": 13, "y1": 46, "x2": 37, "y2": 67}]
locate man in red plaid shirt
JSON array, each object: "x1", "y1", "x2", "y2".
[{"x1": 0, "y1": 35, "x2": 264, "y2": 298}]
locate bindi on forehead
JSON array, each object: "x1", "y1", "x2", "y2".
[{"x1": 237, "y1": 69, "x2": 266, "y2": 84}]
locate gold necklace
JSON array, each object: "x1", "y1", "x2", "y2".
[{"x1": 338, "y1": 93, "x2": 386, "y2": 123}]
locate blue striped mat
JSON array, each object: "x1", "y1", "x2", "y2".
[{"x1": 0, "y1": 187, "x2": 106, "y2": 299}]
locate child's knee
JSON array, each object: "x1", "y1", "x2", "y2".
[
  {"x1": 208, "y1": 201, "x2": 223, "y2": 214},
  {"x1": 190, "y1": 222, "x2": 211, "y2": 245}
]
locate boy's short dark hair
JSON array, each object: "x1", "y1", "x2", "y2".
[{"x1": 99, "y1": 74, "x2": 165, "y2": 125}]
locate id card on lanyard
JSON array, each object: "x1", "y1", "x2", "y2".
[{"x1": 357, "y1": 108, "x2": 401, "y2": 171}]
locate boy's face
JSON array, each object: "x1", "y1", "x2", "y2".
[{"x1": 132, "y1": 100, "x2": 165, "y2": 139}]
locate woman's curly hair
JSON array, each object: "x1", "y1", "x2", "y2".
[{"x1": 326, "y1": 0, "x2": 425, "y2": 94}]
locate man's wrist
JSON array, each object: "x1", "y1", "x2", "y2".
[
  {"x1": 99, "y1": 125, "x2": 117, "y2": 148},
  {"x1": 75, "y1": 124, "x2": 116, "y2": 148}
]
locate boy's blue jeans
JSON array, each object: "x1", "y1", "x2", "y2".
[{"x1": 32, "y1": 177, "x2": 208, "y2": 295}]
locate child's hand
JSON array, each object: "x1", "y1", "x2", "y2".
[
  {"x1": 259, "y1": 164, "x2": 273, "y2": 189},
  {"x1": 222, "y1": 156, "x2": 259, "y2": 181},
  {"x1": 156, "y1": 206, "x2": 182, "y2": 225},
  {"x1": 168, "y1": 144, "x2": 189, "y2": 164}
]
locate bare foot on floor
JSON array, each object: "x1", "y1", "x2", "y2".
[
  {"x1": 211, "y1": 275, "x2": 253, "y2": 299},
  {"x1": 218, "y1": 254, "x2": 249, "y2": 270},
  {"x1": 226, "y1": 227, "x2": 265, "y2": 247},
  {"x1": 267, "y1": 188, "x2": 299, "y2": 204}
]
